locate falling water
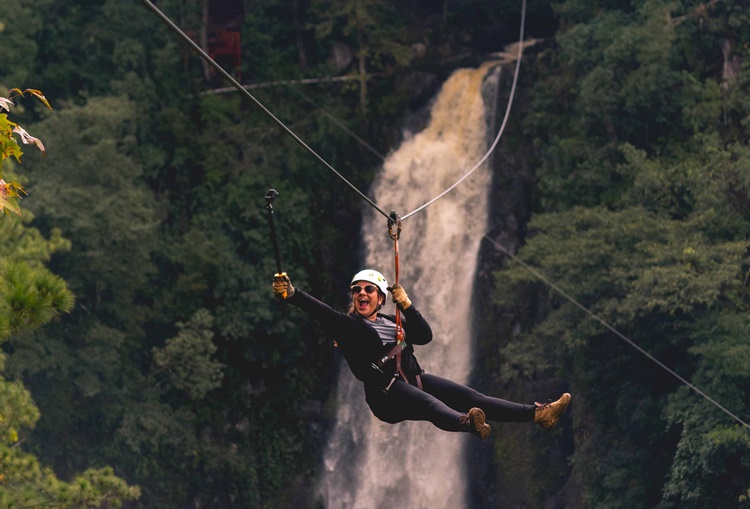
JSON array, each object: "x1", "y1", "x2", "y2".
[{"x1": 320, "y1": 62, "x2": 501, "y2": 508}]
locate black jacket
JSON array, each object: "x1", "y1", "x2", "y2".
[{"x1": 288, "y1": 289, "x2": 433, "y2": 388}]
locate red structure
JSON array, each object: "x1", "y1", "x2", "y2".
[
  {"x1": 207, "y1": 0, "x2": 243, "y2": 80},
  {"x1": 208, "y1": 29, "x2": 241, "y2": 80}
]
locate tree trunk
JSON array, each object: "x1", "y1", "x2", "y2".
[
  {"x1": 200, "y1": 0, "x2": 210, "y2": 82},
  {"x1": 358, "y1": 30, "x2": 367, "y2": 119},
  {"x1": 293, "y1": 0, "x2": 309, "y2": 72}
]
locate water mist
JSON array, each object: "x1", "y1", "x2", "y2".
[{"x1": 320, "y1": 62, "x2": 501, "y2": 508}]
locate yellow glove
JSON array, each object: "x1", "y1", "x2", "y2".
[
  {"x1": 389, "y1": 283, "x2": 411, "y2": 310},
  {"x1": 272, "y1": 273, "x2": 294, "y2": 299}
]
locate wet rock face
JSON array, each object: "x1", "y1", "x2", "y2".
[
  {"x1": 331, "y1": 42, "x2": 355, "y2": 72},
  {"x1": 395, "y1": 70, "x2": 440, "y2": 108},
  {"x1": 468, "y1": 62, "x2": 540, "y2": 509}
]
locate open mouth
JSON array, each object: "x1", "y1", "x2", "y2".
[{"x1": 357, "y1": 297, "x2": 370, "y2": 312}]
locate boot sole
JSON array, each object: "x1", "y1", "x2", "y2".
[{"x1": 469, "y1": 408, "x2": 491, "y2": 440}]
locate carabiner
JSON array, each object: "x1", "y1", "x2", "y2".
[{"x1": 388, "y1": 210, "x2": 402, "y2": 241}]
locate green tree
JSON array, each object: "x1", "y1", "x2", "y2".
[
  {"x1": 5, "y1": 94, "x2": 160, "y2": 489},
  {"x1": 7, "y1": 51, "x2": 355, "y2": 506},
  {"x1": 0, "y1": 0, "x2": 49, "y2": 88},
  {"x1": 0, "y1": 212, "x2": 139, "y2": 506},
  {"x1": 490, "y1": 0, "x2": 750, "y2": 505},
  {"x1": 493, "y1": 203, "x2": 749, "y2": 507},
  {"x1": 311, "y1": 0, "x2": 414, "y2": 116}
]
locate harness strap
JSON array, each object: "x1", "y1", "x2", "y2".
[
  {"x1": 377, "y1": 341, "x2": 405, "y2": 366},
  {"x1": 399, "y1": 350, "x2": 422, "y2": 390},
  {"x1": 384, "y1": 212, "x2": 424, "y2": 390},
  {"x1": 388, "y1": 211, "x2": 405, "y2": 346},
  {"x1": 376, "y1": 341, "x2": 422, "y2": 391}
]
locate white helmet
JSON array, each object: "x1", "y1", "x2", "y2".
[{"x1": 350, "y1": 269, "x2": 388, "y2": 296}]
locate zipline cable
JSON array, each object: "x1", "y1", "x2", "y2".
[
  {"x1": 139, "y1": 0, "x2": 391, "y2": 221},
  {"x1": 483, "y1": 234, "x2": 750, "y2": 431},
  {"x1": 285, "y1": 85, "x2": 387, "y2": 161},
  {"x1": 142, "y1": 0, "x2": 529, "y2": 227},
  {"x1": 201, "y1": 74, "x2": 373, "y2": 95},
  {"x1": 142, "y1": 0, "x2": 743, "y2": 432},
  {"x1": 401, "y1": 0, "x2": 527, "y2": 221},
  {"x1": 202, "y1": 69, "x2": 389, "y2": 161},
  {"x1": 200, "y1": 71, "x2": 388, "y2": 160}
]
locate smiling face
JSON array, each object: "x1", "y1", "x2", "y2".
[{"x1": 351, "y1": 280, "x2": 384, "y2": 320}]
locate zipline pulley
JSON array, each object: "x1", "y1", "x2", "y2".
[
  {"x1": 388, "y1": 211, "x2": 405, "y2": 344},
  {"x1": 388, "y1": 211, "x2": 402, "y2": 241}
]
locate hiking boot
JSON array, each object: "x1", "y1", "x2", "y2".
[
  {"x1": 533, "y1": 393, "x2": 571, "y2": 430},
  {"x1": 459, "y1": 407, "x2": 491, "y2": 440}
]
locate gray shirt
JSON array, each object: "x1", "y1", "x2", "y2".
[{"x1": 370, "y1": 316, "x2": 405, "y2": 345}]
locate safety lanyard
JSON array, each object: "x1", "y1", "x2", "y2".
[{"x1": 388, "y1": 212, "x2": 405, "y2": 344}]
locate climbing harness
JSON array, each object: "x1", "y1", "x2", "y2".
[
  {"x1": 388, "y1": 211, "x2": 405, "y2": 345},
  {"x1": 141, "y1": 0, "x2": 748, "y2": 431},
  {"x1": 374, "y1": 212, "x2": 423, "y2": 392},
  {"x1": 365, "y1": 212, "x2": 421, "y2": 393}
]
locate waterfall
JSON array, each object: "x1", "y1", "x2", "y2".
[{"x1": 319, "y1": 62, "x2": 501, "y2": 509}]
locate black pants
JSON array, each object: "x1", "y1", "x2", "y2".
[{"x1": 364, "y1": 373, "x2": 536, "y2": 432}]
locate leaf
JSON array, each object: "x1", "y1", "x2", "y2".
[
  {"x1": 11, "y1": 124, "x2": 46, "y2": 155},
  {"x1": 0, "y1": 194, "x2": 21, "y2": 216},
  {"x1": 7, "y1": 88, "x2": 23, "y2": 100},
  {"x1": 7, "y1": 181, "x2": 27, "y2": 196},
  {"x1": 0, "y1": 97, "x2": 14, "y2": 113},
  {"x1": 0, "y1": 136, "x2": 22, "y2": 167},
  {"x1": 25, "y1": 89, "x2": 52, "y2": 110}
]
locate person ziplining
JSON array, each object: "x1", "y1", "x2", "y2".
[
  {"x1": 144, "y1": 0, "x2": 572, "y2": 441},
  {"x1": 272, "y1": 269, "x2": 570, "y2": 439},
  {"x1": 143, "y1": 0, "x2": 750, "y2": 436}
]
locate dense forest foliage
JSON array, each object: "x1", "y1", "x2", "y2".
[{"x1": 0, "y1": 0, "x2": 748, "y2": 508}]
